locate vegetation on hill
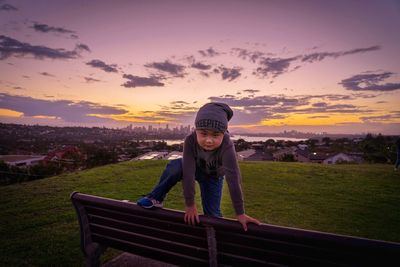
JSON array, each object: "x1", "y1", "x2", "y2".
[{"x1": 1, "y1": 160, "x2": 399, "y2": 266}]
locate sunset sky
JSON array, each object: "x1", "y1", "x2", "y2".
[{"x1": 1, "y1": 0, "x2": 400, "y2": 134}]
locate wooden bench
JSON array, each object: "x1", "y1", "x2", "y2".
[{"x1": 71, "y1": 192, "x2": 400, "y2": 267}]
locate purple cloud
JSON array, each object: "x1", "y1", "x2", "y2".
[
  {"x1": 39, "y1": 72, "x2": 55, "y2": 77},
  {"x1": 0, "y1": 3, "x2": 17, "y2": 11},
  {"x1": 256, "y1": 56, "x2": 300, "y2": 78},
  {"x1": 231, "y1": 48, "x2": 265, "y2": 63},
  {"x1": 145, "y1": 60, "x2": 185, "y2": 76},
  {"x1": 31, "y1": 23, "x2": 75, "y2": 35},
  {"x1": 340, "y1": 72, "x2": 400, "y2": 91},
  {"x1": 122, "y1": 74, "x2": 164, "y2": 88},
  {"x1": 243, "y1": 89, "x2": 260, "y2": 94},
  {"x1": 219, "y1": 66, "x2": 242, "y2": 81},
  {"x1": 86, "y1": 59, "x2": 118, "y2": 73},
  {"x1": 0, "y1": 35, "x2": 89, "y2": 60},
  {"x1": 198, "y1": 47, "x2": 220, "y2": 57},
  {"x1": 207, "y1": 93, "x2": 373, "y2": 125},
  {"x1": 191, "y1": 62, "x2": 212, "y2": 70},
  {"x1": 75, "y1": 43, "x2": 91, "y2": 52},
  {"x1": 84, "y1": 77, "x2": 101, "y2": 83},
  {"x1": 0, "y1": 93, "x2": 127, "y2": 123},
  {"x1": 302, "y1": 46, "x2": 380, "y2": 63}
]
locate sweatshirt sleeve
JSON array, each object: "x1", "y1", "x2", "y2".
[
  {"x1": 221, "y1": 140, "x2": 245, "y2": 215},
  {"x1": 182, "y1": 134, "x2": 196, "y2": 207}
]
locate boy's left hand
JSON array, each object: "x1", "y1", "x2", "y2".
[{"x1": 236, "y1": 214, "x2": 261, "y2": 231}]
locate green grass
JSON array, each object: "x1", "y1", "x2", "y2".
[{"x1": 1, "y1": 160, "x2": 399, "y2": 266}]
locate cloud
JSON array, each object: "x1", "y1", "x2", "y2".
[
  {"x1": 243, "y1": 89, "x2": 260, "y2": 94},
  {"x1": 0, "y1": 35, "x2": 89, "y2": 60},
  {"x1": 302, "y1": 45, "x2": 380, "y2": 63},
  {"x1": 75, "y1": 43, "x2": 91, "y2": 52},
  {"x1": 219, "y1": 66, "x2": 242, "y2": 81},
  {"x1": 232, "y1": 45, "x2": 381, "y2": 79},
  {"x1": 360, "y1": 113, "x2": 400, "y2": 122},
  {"x1": 84, "y1": 77, "x2": 101, "y2": 83},
  {"x1": 198, "y1": 47, "x2": 220, "y2": 57},
  {"x1": 207, "y1": 93, "x2": 375, "y2": 125},
  {"x1": 145, "y1": 60, "x2": 185, "y2": 77},
  {"x1": 292, "y1": 103, "x2": 364, "y2": 114},
  {"x1": 0, "y1": 93, "x2": 127, "y2": 123},
  {"x1": 116, "y1": 102, "x2": 199, "y2": 124},
  {"x1": 340, "y1": 72, "x2": 400, "y2": 91},
  {"x1": 308, "y1": 115, "x2": 330, "y2": 119},
  {"x1": 39, "y1": 72, "x2": 55, "y2": 77},
  {"x1": 86, "y1": 59, "x2": 118, "y2": 73},
  {"x1": 191, "y1": 62, "x2": 212, "y2": 70},
  {"x1": 31, "y1": 23, "x2": 75, "y2": 35},
  {"x1": 256, "y1": 56, "x2": 300, "y2": 78},
  {"x1": 122, "y1": 74, "x2": 164, "y2": 88},
  {"x1": 231, "y1": 48, "x2": 266, "y2": 63},
  {"x1": 155, "y1": 102, "x2": 199, "y2": 123},
  {"x1": 207, "y1": 95, "x2": 305, "y2": 124},
  {"x1": 312, "y1": 102, "x2": 327, "y2": 107},
  {"x1": 0, "y1": 3, "x2": 17, "y2": 11}
]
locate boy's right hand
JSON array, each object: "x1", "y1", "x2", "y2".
[{"x1": 184, "y1": 204, "x2": 200, "y2": 225}]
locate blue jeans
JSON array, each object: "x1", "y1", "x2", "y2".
[{"x1": 148, "y1": 159, "x2": 224, "y2": 217}]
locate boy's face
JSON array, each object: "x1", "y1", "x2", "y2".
[{"x1": 196, "y1": 129, "x2": 224, "y2": 151}]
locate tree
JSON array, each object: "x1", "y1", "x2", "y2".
[
  {"x1": 280, "y1": 154, "x2": 296, "y2": 162},
  {"x1": 235, "y1": 139, "x2": 251, "y2": 151}
]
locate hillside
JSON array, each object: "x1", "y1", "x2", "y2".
[{"x1": 1, "y1": 160, "x2": 399, "y2": 266}]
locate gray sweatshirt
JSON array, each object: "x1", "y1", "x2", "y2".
[{"x1": 182, "y1": 131, "x2": 245, "y2": 215}]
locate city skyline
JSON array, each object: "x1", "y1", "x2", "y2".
[{"x1": 1, "y1": 0, "x2": 400, "y2": 134}]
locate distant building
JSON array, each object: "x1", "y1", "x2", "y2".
[
  {"x1": 0, "y1": 155, "x2": 46, "y2": 167},
  {"x1": 323, "y1": 152, "x2": 362, "y2": 164},
  {"x1": 237, "y1": 149, "x2": 256, "y2": 161},
  {"x1": 294, "y1": 149, "x2": 311, "y2": 163},
  {"x1": 165, "y1": 151, "x2": 183, "y2": 160},
  {"x1": 134, "y1": 151, "x2": 169, "y2": 160},
  {"x1": 244, "y1": 150, "x2": 274, "y2": 161},
  {"x1": 44, "y1": 146, "x2": 82, "y2": 163},
  {"x1": 272, "y1": 147, "x2": 296, "y2": 161},
  {"x1": 308, "y1": 152, "x2": 331, "y2": 163}
]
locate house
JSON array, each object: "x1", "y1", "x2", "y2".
[
  {"x1": 294, "y1": 148, "x2": 310, "y2": 163},
  {"x1": 44, "y1": 146, "x2": 82, "y2": 163},
  {"x1": 323, "y1": 152, "x2": 360, "y2": 164},
  {"x1": 244, "y1": 150, "x2": 274, "y2": 161},
  {"x1": 272, "y1": 147, "x2": 296, "y2": 161},
  {"x1": 308, "y1": 152, "x2": 331, "y2": 163},
  {"x1": 236, "y1": 149, "x2": 256, "y2": 161},
  {"x1": 134, "y1": 151, "x2": 169, "y2": 160},
  {"x1": 165, "y1": 151, "x2": 183, "y2": 160},
  {"x1": 0, "y1": 155, "x2": 46, "y2": 167}
]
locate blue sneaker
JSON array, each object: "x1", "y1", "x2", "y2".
[{"x1": 137, "y1": 196, "x2": 163, "y2": 209}]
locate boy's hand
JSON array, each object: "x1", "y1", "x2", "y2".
[
  {"x1": 236, "y1": 214, "x2": 261, "y2": 231},
  {"x1": 184, "y1": 204, "x2": 200, "y2": 226}
]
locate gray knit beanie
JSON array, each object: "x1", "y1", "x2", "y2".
[{"x1": 195, "y1": 102, "x2": 233, "y2": 132}]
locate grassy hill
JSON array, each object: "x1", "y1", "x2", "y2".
[{"x1": 1, "y1": 160, "x2": 399, "y2": 266}]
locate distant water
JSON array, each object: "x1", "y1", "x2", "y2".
[
  {"x1": 147, "y1": 135, "x2": 306, "y2": 145},
  {"x1": 145, "y1": 139, "x2": 184, "y2": 145},
  {"x1": 230, "y1": 135, "x2": 307, "y2": 142}
]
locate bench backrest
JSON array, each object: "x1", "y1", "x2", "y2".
[{"x1": 71, "y1": 192, "x2": 400, "y2": 267}]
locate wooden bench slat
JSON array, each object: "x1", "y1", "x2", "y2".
[
  {"x1": 217, "y1": 241, "x2": 353, "y2": 267},
  {"x1": 89, "y1": 215, "x2": 207, "y2": 247},
  {"x1": 216, "y1": 231, "x2": 358, "y2": 265},
  {"x1": 90, "y1": 223, "x2": 210, "y2": 260},
  {"x1": 84, "y1": 205, "x2": 206, "y2": 236},
  {"x1": 92, "y1": 233, "x2": 209, "y2": 266}
]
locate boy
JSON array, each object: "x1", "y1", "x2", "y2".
[{"x1": 137, "y1": 102, "x2": 260, "y2": 231}]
